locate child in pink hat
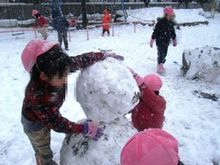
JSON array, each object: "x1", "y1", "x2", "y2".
[
  {"x1": 21, "y1": 39, "x2": 123, "y2": 165},
  {"x1": 129, "y1": 68, "x2": 166, "y2": 131},
  {"x1": 121, "y1": 129, "x2": 184, "y2": 165},
  {"x1": 150, "y1": 6, "x2": 177, "y2": 74}
]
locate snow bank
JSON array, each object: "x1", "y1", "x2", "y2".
[
  {"x1": 0, "y1": 19, "x2": 17, "y2": 28},
  {"x1": 60, "y1": 117, "x2": 136, "y2": 165},
  {"x1": 76, "y1": 57, "x2": 140, "y2": 122},
  {"x1": 126, "y1": 7, "x2": 206, "y2": 23},
  {"x1": 18, "y1": 19, "x2": 35, "y2": 27},
  {"x1": 181, "y1": 46, "x2": 220, "y2": 84}
]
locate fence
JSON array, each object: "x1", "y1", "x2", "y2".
[{"x1": 0, "y1": 2, "x2": 202, "y2": 19}]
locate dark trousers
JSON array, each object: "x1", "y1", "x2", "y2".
[
  {"x1": 157, "y1": 45, "x2": 168, "y2": 64},
  {"x1": 58, "y1": 31, "x2": 68, "y2": 49},
  {"x1": 102, "y1": 29, "x2": 110, "y2": 36}
]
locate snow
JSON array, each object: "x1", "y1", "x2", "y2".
[
  {"x1": 0, "y1": 19, "x2": 17, "y2": 28},
  {"x1": 60, "y1": 117, "x2": 136, "y2": 165},
  {"x1": 0, "y1": 8, "x2": 220, "y2": 165},
  {"x1": 126, "y1": 7, "x2": 206, "y2": 23},
  {"x1": 182, "y1": 46, "x2": 220, "y2": 84},
  {"x1": 76, "y1": 58, "x2": 140, "y2": 122},
  {"x1": 61, "y1": 58, "x2": 139, "y2": 164}
]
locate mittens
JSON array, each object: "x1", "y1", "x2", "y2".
[{"x1": 83, "y1": 120, "x2": 104, "y2": 140}]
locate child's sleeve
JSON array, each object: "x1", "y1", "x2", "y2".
[
  {"x1": 171, "y1": 23, "x2": 176, "y2": 40},
  {"x1": 142, "y1": 87, "x2": 166, "y2": 113},
  {"x1": 69, "y1": 52, "x2": 104, "y2": 72},
  {"x1": 151, "y1": 21, "x2": 161, "y2": 40},
  {"x1": 33, "y1": 94, "x2": 83, "y2": 134}
]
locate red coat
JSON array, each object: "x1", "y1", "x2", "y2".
[
  {"x1": 131, "y1": 86, "x2": 166, "y2": 131},
  {"x1": 102, "y1": 12, "x2": 111, "y2": 30},
  {"x1": 36, "y1": 16, "x2": 48, "y2": 28}
]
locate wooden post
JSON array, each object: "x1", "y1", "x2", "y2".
[
  {"x1": 134, "y1": 22, "x2": 136, "y2": 33},
  {"x1": 87, "y1": 28, "x2": 89, "y2": 40},
  {"x1": 69, "y1": 30, "x2": 71, "y2": 42},
  {"x1": 33, "y1": 27, "x2": 37, "y2": 38},
  {"x1": 112, "y1": 25, "x2": 114, "y2": 37}
]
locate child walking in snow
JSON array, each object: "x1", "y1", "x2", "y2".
[
  {"x1": 21, "y1": 40, "x2": 123, "y2": 165},
  {"x1": 102, "y1": 9, "x2": 111, "y2": 36},
  {"x1": 129, "y1": 69, "x2": 166, "y2": 131},
  {"x1": 32, "y1": 10, "x2": 48, "y2": 40},
  {"x1": 150, "y1": 7, "x2": 177, "y2": 74},
  {"x1": 52, "y1": 10, "x2": 70, "y2": 50},
  {"x1": 121, "y1": 129, "x2": 184, "y2": 165}
]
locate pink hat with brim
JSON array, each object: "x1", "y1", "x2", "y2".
[
  {"x1": 32, "y1": 9, "x2": 39, "y2": 16},
  {"x1": 121, "y1": 129, "x2": 179, "y2": 165},
  {"x1": 21, "y1": 39, "x2": 59, "y2": 72}
]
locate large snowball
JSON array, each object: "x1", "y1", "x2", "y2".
[
  {"x1": 181, "y1": 46, "x2": 220, "y2": 84},
  {"x1": 76, "y1": 58, "x2": 140, "y2": 122},
  {"x1": 60, "y1": 117, "x2": 137, "y2": 165}
]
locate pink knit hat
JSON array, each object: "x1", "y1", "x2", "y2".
[
  {"x1": 32, "y1": 9, "x2": 39, "y2": 16},
  {"x1": 21, "y1": 39, "x2": 59, "y2": 72},
  {"x1": 164, "y1": 7, "x2": 175, "y2": 16},
  {"x1": 121, "y1": 129, "x2": 179, "y2": 165},
  {"x1": 144, "y1": 74, "x2": 163, "y2": 91}
]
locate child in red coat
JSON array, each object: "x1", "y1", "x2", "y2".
[
  {"x1": 102, "y1": 9, "x2": 111, "y2": 36},
  {"x1": 32, "y1": 10, "x2": 48, "y2": 40},
  {"x1": 129, "y1": 69, "x2": 166, "y2": 131}
]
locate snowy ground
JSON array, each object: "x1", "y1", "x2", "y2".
[
  {"x1": 0, "y1": 11, "x2": 220, "y2": 165},
  {"x1": 126, "y1": 7, "x2": 206, "y2": 23}
]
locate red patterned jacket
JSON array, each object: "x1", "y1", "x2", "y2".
[{"x1": 22, "y1": 52, "x2": 104, "y2": 134}]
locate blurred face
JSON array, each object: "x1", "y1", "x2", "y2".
[
  {"x1": 50, "y1": 73, "x2": 68, "y2": 87},
  {"x1": 165, "y1": 14, "x2": 173, "y2": 21},
  {"x1": 40, "y1": 70, "x2": 68, "y2": 87}
]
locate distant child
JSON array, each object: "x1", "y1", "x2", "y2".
[
  {"x1": 129, "y1": 68, "x2": 166, "y2": 131},
  {"x1": 102, "y1": 9, "x2": 111, "y2": 36},
  {"x1": 21, "y1": 40, "x2": 123, "y2": 165},
  {"x1": 52, "y1": 10, "x2": 70, "y2": 50},
  {"x1": 32, "y1": 10, "x2": 48, "y2": 40},
  {"x1": 150, "y1": 7, "x2": 177, "y2": 74},
  {"x1": 121, "y1": 129, "x2": 185, "y2": 165}
]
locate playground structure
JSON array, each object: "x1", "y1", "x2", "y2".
[{"x1": 0, "y1": 0, "x2": 215, "y2": 40}]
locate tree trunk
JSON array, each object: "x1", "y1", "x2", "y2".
[{"x1": 81, "y1": 0, "x2": 87, "y2": 29}]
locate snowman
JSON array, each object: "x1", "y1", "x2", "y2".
[{"x1": 60, "y1": 58, "x2": 140, "y2": 165}]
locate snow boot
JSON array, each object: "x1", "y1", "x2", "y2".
[{"x1": 157, "y1": 64, "x2": 165, "y2": 75}]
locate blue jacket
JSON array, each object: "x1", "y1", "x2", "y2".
[{"x1": 52, "y1": 16, "x2": 69, "y2": 33}]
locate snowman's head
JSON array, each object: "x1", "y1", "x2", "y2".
[{"x1": 76, "y1": 57, "x2": 140, "y2": 123}]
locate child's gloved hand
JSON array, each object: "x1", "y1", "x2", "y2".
[
  {"x1": 173, "y1": 39, "x2": 177, "y2": 47},
  {"x1": 104, "y1": 52, "x2": 124, "y2": 61},
  {"x1": 82, "y1": 120, "x2": 104, "y2": 140},
  {"x1": 150, "y1": 39, "x2": 154, "y2": 48}
]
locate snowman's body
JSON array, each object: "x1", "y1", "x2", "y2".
[
  {"x1": 60, "y1": 58, "x2": 139, "y2": 165},
  {"x1": 60, "y1": 117, "x2": 136, "y2": 165}
]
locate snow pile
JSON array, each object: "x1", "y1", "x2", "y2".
[
  {"x1": 61, "y1": 58, "x2": 139, "y2": 165},
  {"x1": 126, "y1": 7, "x2": 206, "y2": 23},
  {"x1": 0, "y1": 19, "x2": 17, "y2": 28},
  {"x1": 60, "y1": 117, "x2": 136, "y2": 165},
  {"x1": 76, "y1": 57, "x2": 140, "y2": 122},
  {"x1": 18, "y1": 19, "x2": 35, "y2": 27},
  {"x1": 181, "y1": 46, "x2": 220, "y2": 84}
]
